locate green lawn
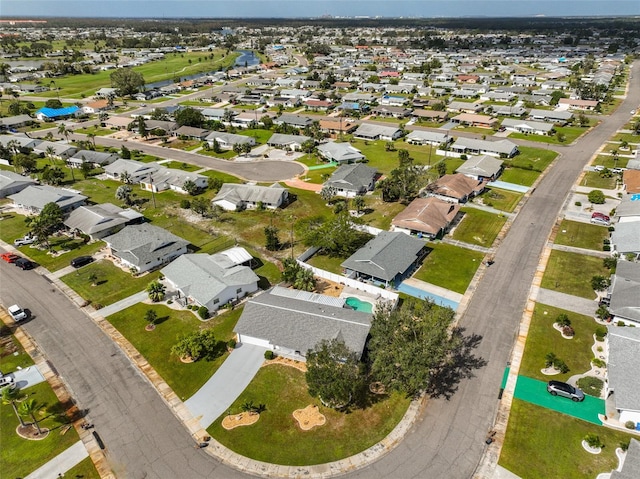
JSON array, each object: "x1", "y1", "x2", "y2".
[
  {"x1": 107, "y1": 303, "x2": 241, "y2": 400},
  {"x1": 499, "y1": 167, "x2": 541, "y2": 186},
  {"x1": 507, "y1": 146, "x2": 558, "y2": 172},
  {"x1": 0, "y1": 326, "x2": 35, "y2": 374},
  {"x1": 476, "y1": 188, "x2": 523, "y2": 212},
  {"x1": 591, "y1": 154, "x2": 630, "y2": 170},
  {"x1": 541, "y1": 250, "x2": 611, "y2": 299},
  {"x1": 1, "y1": 381, "x2": 82, "y2": 479},
  {"x1": 199, "y1": 170, "x2": 243, "y2": 184},
  {"x1": 499, "y1": 399, "x2": 632, "y2": 479},
  {"x1": 518, "y1": 303, "x2": 597, "y2": 382},
  {"x1": 74, "y1": 127, "x2": 114, "y2": 136},
  {"x1": 63, "y1": 457, "x2": 100, "y2": 479},
  {"x1": 241, "y1": 128, "x2": 274, "y2": 144},
  {"x1": 579, "y1": 172, "x2": 618, "y2": 189},
  {"x1": 307, "y1": 253, "x2": 345, "y2": 275},
  {"x1": 509, "y1": 126, "x2": 588, "y2": 145},
  {"x1": 359, "y1": 197, "x2": 407, "y2": 230},
  {"x1": 162, "y1": 160, "x2": 201, "y2": 172},
  {"x1": 60, "y1": 259, "x2": 160, "y2": 307},
  {"x1": 349, "y1": 139, "x2": 444, "y2": 175},
  {"x1": 452, "y1": 208, "x2": 507, "y2": 247},
  {"x1": 207, "y1": 364, "x2": 410, "y2": 465},
  {"x1": 414, "y1": 243, "x2": 484, "y2": 294},
  {"x1": 554, "y1": 219, "x2": 610, "y2": 251}
]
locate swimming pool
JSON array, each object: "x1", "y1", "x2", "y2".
[{"x1": 345, "y1": 297, "x2": 374, "y2": 313}]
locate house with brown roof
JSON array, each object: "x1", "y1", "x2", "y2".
[
  {"x1": 451, "y1": 113, "x2": 498, "y2": 129},
  {"x1": 557, "y1": 98, "x2": 599, "y2": 111},
  {"x1": 319, "y1": 119, "x2": 358, "y2": 137},
  {"x1": 391, "y1": 197, "x2": 461, "y2": 239},
  {"x1": 622, "y1": 170, "x2": 640, "y2": 194},
  {"x1": 425, "y1": 173, "x2": 486, "y2": 203},
  {"x1": 82, "y1": 99, "x2": 111, "y2": 114}
]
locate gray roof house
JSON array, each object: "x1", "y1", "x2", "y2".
[
  {"x1": 606, "y1": 326, "x2": 640, "y2": 426},
  {"x1": 234, "y1": 286, "x2": 372, "y2": 361},
  {"x1": 8, "y1": 185, "x2": 87, "y2": 214},
  {"x1": 212, "y1": 183, "x2": 289, "y2": 211},
  {"x1": 103, "y1": 224, "x2": 189, "y2": 273},
  {"x1": 610, "y1": 222, "x2": 640, "y2": 259},
  {"x1": 405, "y1": 130, "x2": 450, "y2": 146},
  {"x1": 64, "y1": 203, "x2": 144, "y2": 240},
  {"x1": 450, "y1": 137, "x2": 518, "y2": 158},
  {"x1": 32, "y1": 140, "x2": 77, "y2": 159},
  {"x1": 324, "y1": 163, "x2": 378, "y2": 197},
  {"x1": 0, "y1": 114, "x2": 34, "y2": 130},
  {"x1": 267, "y1": 133, "x2": 312, "y2": 151},
  {"x1": 606, "y1": 261, "x2": 640, "y2": 325},
  {"x1": 341, "y1": 231, "x2": 427, "y2": 285},
  {"x1": 455, "y1": 154, "x2": 504, "y2": 181},
  {"x1": 0, "y1": 134, "x2": 41, "y2": 150},
  {"x1": 353, "y1": 123, "x2": 403, "y2": 141},
  {"x1": 273, "y1": 114, "x2": 313, "y2": 129},
  {"x1": 609, "y1": 439, "x2": 640, "y2": 479},
  {"x1": 104, "y1": 159, "x2": 160, "y2": 183},
  {"x1": 528, "y1": 109, "x2": 573, "y2": 124},
  {"x1": 68, "y1": 150, "x2": 119, "y2": 168},
  {"x1": 161, "y1": 248, "x2": 259, "y2": 312},
  {"x1": 205, "y1": 132, "x2": 256, "y2": 150},
  {"x1": 615, "y1": 195, "x2": 640, "y2": 222},
  {"x1": 316, "y1": 141, "x2": 365, "y2": 164},
  {"x1": 0, "y1": 170, "x2": 38, "y2": 198},
  {"x1": 140, "y1": 168, "x2": 208, "y2": 194}
]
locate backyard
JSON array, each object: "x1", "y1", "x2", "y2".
[
  {"x1": 107, "y1": 303, "x2": 241, "y2": 399},
  {"x1": 414, "y1": 243, "x2": 484, "y2": 294},
  {"x1": 540, "y1": 250, "x2": 611, "y2": 299},
  {"x1": 207, "y1": 364, "x2": 411, "y2": 465}
]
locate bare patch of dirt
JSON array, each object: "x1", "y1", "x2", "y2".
[
  {"x1": 293, "y1": 405, "x2": 326, "y2": 431},
  {"x1": 315, "y1": 278, "x2": 344, "y2": 297},
  {"x1": 221, "y1": 412, "x2": 260, "y2": 430}
]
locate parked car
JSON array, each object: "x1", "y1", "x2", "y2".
[
  {"x1": 70, "y1": 256, "x2": 94, "y2": 268},
  {"x1": 0, "y1": 376, "x2": 14, "y2": 388},
  {"x1": 590, "y1": 212, "x2": 610, "y2": 226},
  {"x1": 14, "y1": 258, "x2": 34, "y2": 270},
  {"x1": 8, "y1": 304, "x2": 27, "y2": 322},
  {"x1": 547, "y1": 380, "x2": 585, "y2": 402},
  {"x1": 1, "y1": 252, "x2": 20, "y2": 263},
  {"x1": 593, "y1": 165, "x2": 605, "y2": 172},
  {"x1": 13, "y1": 235, "x2": 36, "y2": 247}
]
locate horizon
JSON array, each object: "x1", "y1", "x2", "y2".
[{"x1": 2, "y1": 1, "x2": 639, "y2": 19}]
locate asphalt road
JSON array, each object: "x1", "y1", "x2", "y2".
[{"x1": 2, "y1": 64, "x2": 638, "y2": 479}]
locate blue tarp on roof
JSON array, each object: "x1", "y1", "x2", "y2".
[{"x1": 36, "y1": 106, "x2": 80, "y2": 119}]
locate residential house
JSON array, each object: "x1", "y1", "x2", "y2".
[
  {"x1": 68, "y1": 150, "x2": 119, "y2": 169},
  {"x1": 411, "y1": 109, "x2": 449, "y2": 123},
  {"x1": 267, "y1": 133, "x2": 311, "y2": 151},
  {"x1": 32, "y1": 141, "x2": 77, "y2": 160},
  {"x1": 35, "y1": 106, "x2": 80, "y2": 121},
  {"x1": 8, "y1": 185, "x2": 87, "y2": 214},
  {"x1": 614, "y1": 194, "x2": 640, "y2": 223},
  {"x1": 501, "y1": 118, "x2": 555, "y2": 136},
  {"x1": 610, "y1": 222, "x2": 640, "y2": 260},
  {"x1": 316, "y1": 141, "x2": 365, "y2": 164},
  {"x1": 557, "y1": 98, "x2": 599, "y2": 111},
  {"x1": 455, "y1": 155, "x2": 504, "y2": 181},
  {"x1": 529, "y1": 109, "x2": 573, "y2": 124},
  {"x1": 605, "y1": 261, "x2": 640, "y2": 325},
  {"x1": 206, "y1": 132, "x2": 256, "y2": 150},
  {"x1": 82, "y1": 99, "x2": 111, "y2": 115},
  {"x1": 426, "y1": 173, "x2": 486, "y2": 203},
  {"x1": 0, "y1": 170, "x2": 38, "y2": 198},
  {"x1": 391, "y1": 197, "x2": 461, "y2": 239},
  {"x1": 140, "y1": 168, "x2": 208, "y2": 195},
  {"x1": 341, "y1": 231, "x2": 427, "y2": 286},
  {"x1": 450, "y1": 137, "x2": 519, "y2": 158},
  {"x1": 234, "y1": 286, "x2": 372, "y2": 361},
  {"x1": 172, "y1": 126, "x2": 210, "y2": 141},
  {"x1": 161, "y1": 248, "x2": 259, "y2": 312},
  {"x1": 0, "y1": 134, "x2": 41, "y2": 150},
  {"x1": 104, "y1": 159, "x2": 159, "y2": 183},
  {"x1": 64, "y1": 203, "x2": 144, "y2": 240},
  {"x1": 324, "y1": 163, "x2": 378, "y2": 197},
  {"x1": 491, "y1": 105, "x2": 527, "y2": 117},
  {"x1": 405, "y1": 130, "x2": 450, "y2": 147},
  {"x1": 103, "y1": 224, "x2": 189, "y2": 273},
  {"x1": 379, "y1": 95, "x2": 409, "y2": 107},
  {"x1": 606, "y1": 326, "x2": 640, "y2": 426},
  {"x1": 450, "y1": 113, "x2": 498, "y2": 129},
  {"x1": 353, "y1": 123, "x2": 403, "y2": 141},
  {"x1": 371, "y1": 105, "x2": 412, "y2": 118},
  {"x1": 318, "y1": 119, "x2": 358, "y2": 137},
  {"x1": 622, "y1": 170, "x2": 640, "y2": 194},
  {"x1": 94, "y1": 87, "x2": 118, "y2": 99},
  {"x1": 447, "y1": 101, "x2": 484, "y2": 114},
  {"x1": 212, "y1": 183, "x2": 289, "y2": 211},
  {"x1": 0, "y1": 114, "x2": 34, "y2": 131},
  {"x1": 273, "y1": 114, "x2": 313, "y2": 129},
  {"x1": 607, "y1": 438, "x2": 640, "y2": 478}
]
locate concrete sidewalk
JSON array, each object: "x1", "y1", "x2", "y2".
[
  {"x1": 184, "y1": 343, "x2": 266, "y2": 429},
  {"x1": 25, "y1": 440, "x2": 89, "y2": 479},
  {"x1": 536, "y1": 288, "x2": 598, "y2": 317},
  {"x1": 90, "y1": 291, "x2": 148, "y2": 318}
]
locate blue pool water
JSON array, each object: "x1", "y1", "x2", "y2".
[
  {"x1": 345, "y1": 297, "x2": 374, "y2": 313},
  {"x1": 396, "y1": 282, "x2": 459, "y2": 311}
]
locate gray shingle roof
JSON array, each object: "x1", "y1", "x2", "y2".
[
  {"x1": 325, "y1": 163, "x2": 377, "y2": 192},
  {"x1": 212, "y1": 183, "x2": 287, "y2": 207},
  {"x1": 268, "y1": 133, "x2": 311, "y2": 146},
  {"x1": 69, "y1": 150, "x2": 119, "y2": 165},
  {"x1": 611, "y1": 222, "x2": 640, "y2": 255},
  {"x1": 8, "y1": 185, "x2": 87, "y2": 211},
  {"x1": 455, "y1": 154, "x2": 503, "y2": 178},
  {"x1": 353, "y1": 123, "x2": 402, "y2": 139},
  {"x1": 609, "y1": 261, "x2": 640, "y2": 323},
  {"x1": 234, "y1": 288, "x2": 372, "y2": 357},
  {"x1": 607, "y1": 326, "x2": 640, "y2": 412},
  {"x1": 317, "y1": 141, "x2": 364, "y2": 163},
  {"x1": 161, "y1": 253, "x2": 259, "y2": 306},
  {"x1": 451, "y1": 137, "x2": 518, "y2": 156},
  {"x1": 63, "y1": 203, "x2": 142, "y2": 236},
  {"x1": 103, "y1": 224, "x2": 189, "y2": 268},
  {"x1": 341, "y1": 231, "x2": 426, "y2": 282}
]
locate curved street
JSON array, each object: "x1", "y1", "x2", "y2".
[{"x1": 1, "y1": 63, "x2": 638, "y2": 478}]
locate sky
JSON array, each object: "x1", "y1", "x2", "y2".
[{"x1": 2, "y1": 1, "x2": 639, "y2": 19}]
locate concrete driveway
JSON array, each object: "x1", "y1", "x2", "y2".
[{"x1": 184, "y1": 343, "x2": 266, "y2": 429}]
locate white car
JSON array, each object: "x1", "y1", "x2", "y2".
[
  {"x1": 0, "y1": 375, "x2": 14, "y2": 388},
  {"x1": 8, "y1": 304, "x2": 27, "y2": 322},
  {"x1": 13, "y1": 235, "x2": 36, "y2": 246}
]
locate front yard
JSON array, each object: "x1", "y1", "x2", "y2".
[
  {"x1": 107, "y1": 303, "x2": 241, "y2": 399},
  {"x1": 554, "y1": 219, "x2": 610, "y2": 251},
  {"x1": 414, "y1": 243, "x2": 484, "y2": 294},
  {"x1": 451, "y1": 208, "x2": 507, "y2": 248},
  {"x1": 475, "y1": 188, "x2": 523, "y2": 213},
  {"x1": 540, "y1": 250, "x2": 610, "y2": 299},
  {"x1": 579, "y1": 172, "x2": 618, "y2": 190},
  {"x1": 60, "y1": 260, "x2": 161, "y2": 307},
  {"x1": 207, "y1": 364, "x2": 410, "y2": 465}
]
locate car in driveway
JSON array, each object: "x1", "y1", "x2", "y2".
[
  {"x1": 0, "y1": 375, "x2": 14, "y2": 388},
  {"x1": 547, "y1": 380, "x2": 585, "y2": 402},
  {"x1": 70, "y1": 255, "x2": 94, "y2": 268},
  {"x1": 8, "y1": 304, "x2": 27, "y2": 322},
  {"x1": 14, "y1": 258, "x2": 34, "y2": 270},
  {"x1": 590, "y1": 212, "x2": 611, "y2": 226},
  {"x1": 1, "y1": 252, "x2": 20, "y2": 263}
]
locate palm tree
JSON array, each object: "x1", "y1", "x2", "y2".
[
  {"x1": 146, "y1": 280, "x2": 166, "y2": 302},
  {"x1": 115, "y1": 184, "x2": 133, "y2": 206},
  {"x1": 18, "y1": 398, "x2": 45, "y2": 435},
  {"x1": 45, "y1": 145, "x2": 56, "y2": 166},
  {"x1": 2, "y1": 386, "x2": 26, "y2": 427},
  {"x1": 57, "y1": 123, "x2": 70, "y2": 143},
  {"x1": 87, "y1": 132, "x2": 96, "y2": 149},
  {"x1": 120, "y1": 170, "x2": 132, "y2": 184}
]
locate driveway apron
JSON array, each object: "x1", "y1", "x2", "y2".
[
  {"x1": 184, "y1": 343, "x2": 267, "y2": 429},
  {"x1": 514, "y1": 375, "x2": 604, "y2": 425}
]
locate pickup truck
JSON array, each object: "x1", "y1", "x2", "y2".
[{"x1": 14, "y1": 235, "x2": 37, "y2": 247}]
